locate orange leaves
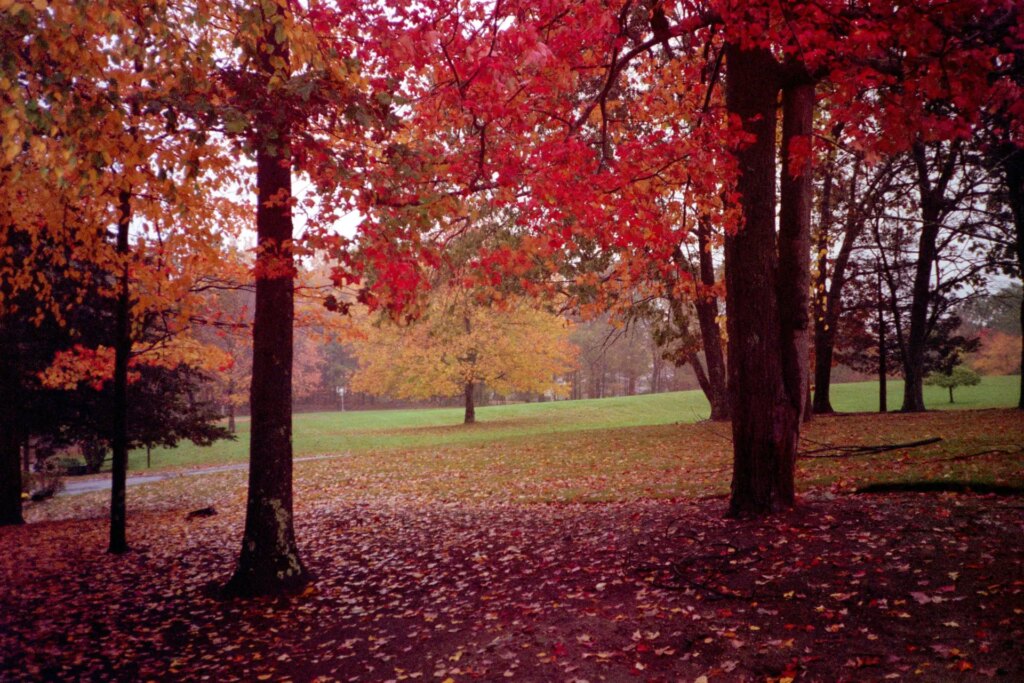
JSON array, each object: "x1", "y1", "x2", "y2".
[
  {"x1": 38, "y1": 337, "x2": 233, "y2": 391},
  {"x1": 968, "y1": 331, "x2": 1022, "y2": 377},
  {"x1": 39, "y1": 345, "x2": 119, "y2": 391}
]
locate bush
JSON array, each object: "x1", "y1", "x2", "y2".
[
  {"x1": 22, "y1": 464, "x2": 65, "y2": 502},
  {"x1": 46, "y1": 455, "x2": 88, "y2": 476}
]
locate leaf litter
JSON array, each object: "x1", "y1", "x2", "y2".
[{"x1": 1, "y1": 409, "x2": 1022, "y2": 681}]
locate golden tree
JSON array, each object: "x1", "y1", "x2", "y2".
[{"x1": 351, "y1": 291, "x2": 577, "y2": 424}]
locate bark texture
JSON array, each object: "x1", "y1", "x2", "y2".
[
  {"x1": 694, "y1": 218, "x2": 729, "y2": 421},
  {"x1": 1002, "y1": 147, "x2": 1024, "y2": 409},
  {"x1": 226, "y1": 11, "x2": 308, "y2": 594},
  {"x1": 109, "y1": 188, "x2": 132, "y2": 555},
  {"x1": 464, "y1": 380, "x2": 476, "y2": 424},
  {"x1": 777, "y1": 81, "x2": 814, "y2": 432},
  {"x1": 724, "y1": 44, "x2": 796, "y2": 517},
  {"x1": 226, "y1": 125, "x2": 308, "y2": 596}
]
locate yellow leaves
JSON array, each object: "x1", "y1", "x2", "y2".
[
  {"x1": 349, "y1": 289, "x2": 577, "y2": 402},
  {"x1": 1, "y1": 0, "x2": 46, "y2": 15}
]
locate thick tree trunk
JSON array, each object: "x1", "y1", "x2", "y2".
[
  {"x1": 464, "y1": 380, "x2": 476, "y2": 424},
  {"x1": 109, "y1": 188, "x2": 132, "y2": 555},
  {"x1": 724, "y1": 44, "x2": 795, "y2": 517},
  {"x1": 226, "y1": 18, "x2": 308, "y2": 594},
  {"x1": 694, "y1": 218, "x2": 729, "y2": 421},
  {"x1": 0, "y1": 321, "x2": 22, "y2": 526},
  {"x1": 778, "y1": 81, "x2": 814, "y2": 431},
  {"x1": 1001, "y1": 147, "x2": 1024, "y2": 409}
]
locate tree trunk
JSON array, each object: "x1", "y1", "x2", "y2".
[
  {"x1": 812, "y1": 166, "x2": 864, "y2": 415},
  {"x1": 948, "y1": 386, "x2": 954, "y2": 403},
  {"x1": 226, "y1": 13, "x2": 308, "y2": 595},
  {"x1": 901, "y1": 210, "x2": 940, "y2": 413},
  {"x1": 686, "y1": 351, "x2": 712, "y2": 401},
  {"x1": 694, "y1": 218, "x2": 729, "y2": 421},
  {"x1": 464, "y1": 380, "x2": 476, "y2": 424},
  {"x1": 1001, "y1": 147, "x2": 1024, "y2": 409},
  {"x1": 227, "y1": 378, "x2": 237, "y2": 433},
  {"x1": 0, "y1": 320, "x2": 22, "y2": 526},
  {"x1": 724, "y1": 44, "x2": 795, "y2": 517},
  {"x1": 902, "y1": 140, "x2": 959, "y2": 412},
  {"x1": 778, "y1": 80, "x2": 814, "y2": 431},
  {"x1": 811, "y1": 126, "x2": 840, "y2": 414},
  {"x1": 109, "y1": 188, "x2": 132, "y2": 555},
  {"x1": 878, "y1": 283, "x2": 888, "y2": 413},
  {"x1": 650, "y1": 343, "x2": 662, "y2": 394}
]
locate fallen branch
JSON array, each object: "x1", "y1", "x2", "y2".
[
  {"x1": 856, "y1": 481, "x2": 1024, "y2": 496},
  {"x1": 939, "y1": 447, "x2": 1023, "y2": 462},
  {"x1": 799, "y1": 437, "x2": 943, "y2": 459}
]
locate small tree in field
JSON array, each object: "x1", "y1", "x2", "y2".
[
  {"x1": 925, "y1": 366, "x2": 982, "y2": 404},
  {"x1": 350, "y1": 292, "x2": 577, "y2": 424}
]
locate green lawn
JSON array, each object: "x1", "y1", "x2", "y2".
[
  {"x1": 829, "y1": 373, "x2": 1021, "y2": 412},
  {"x1": 129, "y1": 374, "x2": 1021, "y2": 471}
]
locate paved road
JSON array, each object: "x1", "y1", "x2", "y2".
[{"x1": 58, "y1": 453, "x2": 348, "y2": 497}]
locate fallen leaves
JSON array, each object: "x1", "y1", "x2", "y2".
[
  {"x1": 2, "y1": 409, "x2": 1022, "y2": 680},
  {"x1": 3, "y1": 492, "x2": 1023, "y2": 681}
]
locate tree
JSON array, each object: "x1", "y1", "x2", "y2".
[
  {"x1": 925, "y1": 366, "x2": 981, "y2": 404},
  {"x1": 350, "y1": 292, "x2": 577, "y2": 424},
  {"x1": 40, "y1": 361, "x2": 234, "y2": 472},
  {"x1": 960, "y1": 285, "x2": 1023, "y2": 337},
  {"x1": 217, "y1": 0, "x2": 398, "y2": 596},
  {"x1": 811, "y1": 142, "x2": 902, "y2": 414},
  {"x1": 720, "y1": 40, "x2": 810, "y2": 516},
  {"x1": 969, "y1": 330, "x2": 1022, "y2": 376},
  {"x1": 341, "y1": 0, "x2": 1011, "y2": 518},
  {"x1": 222, "y1": 1, "x2": 308, "y2": 596},
  {"x1": 1, "y1": 1, "x2": 238, "y2": 545}
]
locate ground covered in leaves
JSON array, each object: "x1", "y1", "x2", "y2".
[{"x1": 2, "y1": 410, "x2": 1023, "y2": 681}]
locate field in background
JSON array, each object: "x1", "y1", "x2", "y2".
[{"x1": 129, "y1": 374, "x2": 1021, "y2": 471}]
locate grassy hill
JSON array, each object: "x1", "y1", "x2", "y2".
[{"x1": 129, "y1": 374, "x2": 1021, "y2": 470}]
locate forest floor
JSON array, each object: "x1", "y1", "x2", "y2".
[{"x1": 2, "y1": 409, "x2": 1023, "y2": 681}]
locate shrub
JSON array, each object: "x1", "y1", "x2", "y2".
[{"x1": 22, "y1": 464, "x2": 65, "y2": 501}]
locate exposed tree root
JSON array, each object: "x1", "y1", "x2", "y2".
[{"x1": 799, "y1": 437, "x2": 943, "y2": 459}]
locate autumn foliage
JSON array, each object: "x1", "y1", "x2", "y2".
[
  {"x1": 351, "y1": 291, "x2": 577, "y2": 422},
  {"x1": 2, "y1": 0, "x2": 1022, "y2": 599}
]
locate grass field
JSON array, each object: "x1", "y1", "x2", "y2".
[{"x1": 128, "y1": 374, "x2": 1020, "y2": 471}]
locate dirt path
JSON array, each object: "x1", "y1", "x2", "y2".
[{"x1": 58, "y1": 453, "x2": 350, "y2": 496}]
